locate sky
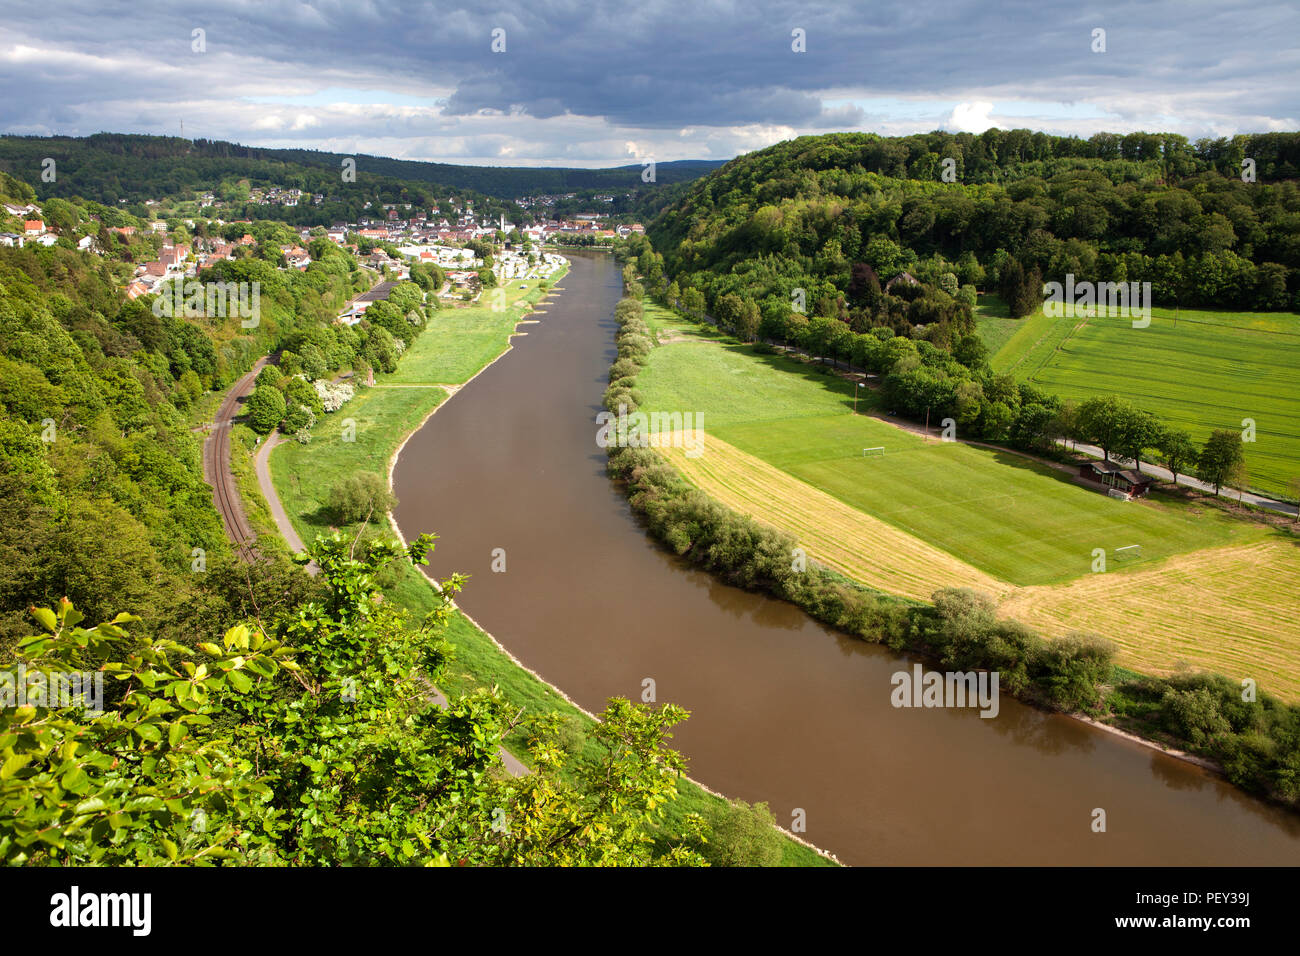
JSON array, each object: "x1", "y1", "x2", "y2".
[{"x1": 0, "y1": 0, "x2": 1296, "y2": 168}]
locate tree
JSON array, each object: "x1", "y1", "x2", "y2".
[
  {"x1": 701, "y1": 800, "x2": 784, "y2": 866},
  {"x1": 1159, "y1": 429, "x2": 1199, "y2": 486},
  {"x1": 1076, "y1": 396, "x2": 1129, "y2": 461},
  {"x1": 1197, "y1": 429, "x2": 1246, "y2": 496},
  {"x1": 327, "y1": 471, "x2": 397, "y2": 523},
  {"x1": 1114, "y1": 406, "x2": 1162, "y2": 472},
  {"x1": 999, "y1": 259, "x2": 1043, "y2": 318},
  {"x1": 244, "y1": 384, "x2": 286, "y2": 434}
]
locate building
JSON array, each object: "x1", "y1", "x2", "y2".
[
  {"x1": 1078, "y1": 460, "x2": 1154, "y2": 498},
  {"x1": 885, "y1": 271, "x2": 920, "y2": 292},
  {"x1": 24, "y1": 220, "x2": 45, "y2": 236}
]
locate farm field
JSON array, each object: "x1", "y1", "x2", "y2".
[
  {"x1": 636, "y1": 325, "x2": 1259, "y2": 587},
  {"x1": 1002, "y1": 538, "x2": 1300, "y2": 702},
  {"x1": 984, "y1": 305, "x2": 1300, "y2": 498}
]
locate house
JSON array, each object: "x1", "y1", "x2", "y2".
[
  {"x1": 125, "y1": 279, "x2": 151, "y2": 299},
  {"x1": 885, "y1": 271, "x2": 920, "y2": 293},
  {"x1": 110, "y1": 226, "x2": 136, "y2": 238},
  {"x1": 33, "y1": 234, "x2": 57, "y2": 246},
  {"x1": 1078, "y1": 460, "x2": 1154, "y2": 499},
  {"x1": 77, "y1": 235, "x2": 96, "y2": 251},
  {"x1": 0, "y1": 233, "x2": 23, "y2": 247},
  {"x1": 24, "y1": 220, "x2": 45, "y2": 236},
  {"x1": 3, "y1": 202, "x2": 38, "y2": 217}
]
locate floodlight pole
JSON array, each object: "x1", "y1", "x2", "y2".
[{"x1": 854, "y1": 380, "x2": 864, "y2": 414}]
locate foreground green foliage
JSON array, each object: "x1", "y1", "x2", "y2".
[{"x1": 2, "y1": 532, "x2": 714, "y2": 866}]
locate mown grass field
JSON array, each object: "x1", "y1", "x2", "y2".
[
  {"x1": 1002, "y1": 538, "x2": 1300, "y2": 702},
  {"x1": 984, "y1": 305, "x2": 1300, "y2": 498},
  {"x1": 265, "y1": 271, "x2": 834, "y2": 866},
  {"x1": 661, "y1": 431, "x2": 1008, "y2": 600}
]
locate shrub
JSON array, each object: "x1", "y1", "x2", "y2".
[{"x1": 327, "y1": 471, "x2": 397, "y2": 524}]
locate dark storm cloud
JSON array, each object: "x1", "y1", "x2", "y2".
[{"x1": 0, "y1": 0, "x2": 1295, "y2": 162}]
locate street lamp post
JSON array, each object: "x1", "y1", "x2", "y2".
[{"x1": 854, "y1": 380, "x2": 865, "y2": 414}]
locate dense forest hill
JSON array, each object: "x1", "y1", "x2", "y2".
[
  {"x1": 0, "y1": 133, "x2": 722, "y2": 225},
  {"x1": 255, "y1": 144, "x2": 724, "y2": 198},
  {"x1": 649, "y1": 129, "x2": 1300, "y2": 326}
]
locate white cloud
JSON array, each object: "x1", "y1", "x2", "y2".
[{"x1": 946, "y1": 101, "x2": 1004, "y2": 133}]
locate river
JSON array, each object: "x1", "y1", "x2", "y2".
[{"x1": 392, "y1": 250, "x2": 1300, "y2": 865}]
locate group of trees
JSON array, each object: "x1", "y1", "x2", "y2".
[
  {"x1": 242, "y1": 279, "x2": 431, "y2": 441},
  {"x1": 1070, "y1": 396, "x2": 1247, "y2": 493},
  {"x1": 0, "y1": 168, "x2": 373, "y2": 655}
]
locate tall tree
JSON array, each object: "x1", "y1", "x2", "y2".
[
  {"x1": 1159, "y1": 429, "x2": 1199, "y2": 486},
  {"x1": 1197, "y1": 429, "x2": 1246, "y2": 495}
]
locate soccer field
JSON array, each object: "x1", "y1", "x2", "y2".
[
  {"x1": 987, "y1": 306, "x2": 1300, "y2": 498},
  {"x1": 714, "y1": 414, "x2": 1256, "y2": 587}
]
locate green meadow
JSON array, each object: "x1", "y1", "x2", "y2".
[
  {"x1": 985, "y1": 304, "x2": 1300, "y2": 498},
  {"x1": 636, "y1": 312, "x2": 1259, "y2": 587}
]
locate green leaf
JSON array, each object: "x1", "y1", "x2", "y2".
[{"x1": 29, "y1": 606, "x2": 57, "y2": 632}]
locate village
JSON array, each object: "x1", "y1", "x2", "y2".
[{"x1": 0, "y1": 189, "x2": 636, "y2": 316}]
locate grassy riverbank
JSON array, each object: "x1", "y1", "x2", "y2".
[{"x1": 261, "y1": 265, "x2": 836, "y2": 866}]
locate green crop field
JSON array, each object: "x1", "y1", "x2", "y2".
[
  {"x1": 637, "y1": 317, "x2": 1262, "y2": 587},
  {"x1": 984, "y1": 305, "x2": 1300, "y2": 498}
]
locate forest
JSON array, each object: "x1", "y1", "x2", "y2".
[
  {"x1": 0, "y1": 133, "x2": 722, "y2": 227},
  {"x1": 649, "y1": 129, "x2": 1300, "y2": 325}
]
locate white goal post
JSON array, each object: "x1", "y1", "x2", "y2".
[
  {"x1": 862, "y1": 447, "x2": 885, "y2": 458},
  {"x1": 1115, "y1": 544, "x2": 1142, "y2": 559}
]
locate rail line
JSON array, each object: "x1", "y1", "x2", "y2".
[{"x1": 202, "y1": 357, "x2": 270, "y2": 560}]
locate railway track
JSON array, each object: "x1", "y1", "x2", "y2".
[{"x1": 202, "y1": 357, "x2": 270, "y2": 560}]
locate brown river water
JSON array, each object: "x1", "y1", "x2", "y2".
[{"x1": 392, "y1": 251, "x2": 1300, "y2": 865}]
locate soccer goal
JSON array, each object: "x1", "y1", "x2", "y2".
[
  {"x1": 1114, "y1": 544, "x2": 1142, "y2": 561},
  {"x1": 862, "y1": 447, "x2": 885, "y2": 458}
]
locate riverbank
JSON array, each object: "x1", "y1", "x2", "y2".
[{"x1": 256, "y1": 262, "x2": 837, "y2": 866}]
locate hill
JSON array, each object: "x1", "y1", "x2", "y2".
[{"x1": 0, "y1": 133, "x2": 723, "y2": 225}]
